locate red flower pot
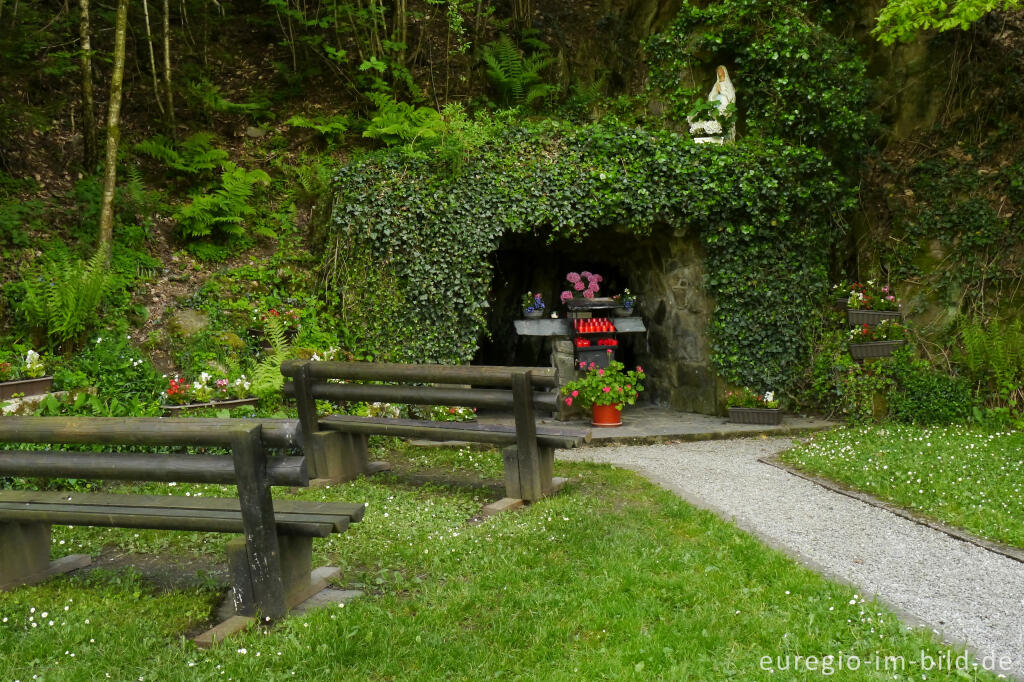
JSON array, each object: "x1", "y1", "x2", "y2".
[{"x1": 591, "y1": 403, "x2": 622, "y2": 427}]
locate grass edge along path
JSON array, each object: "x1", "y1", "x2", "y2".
[
  {"x1": 781, "y1": 425, "x2": 1024, "y2": 552},
  {"x1": 0, "y1": 445, "x2": 1003, "y2": 681}
]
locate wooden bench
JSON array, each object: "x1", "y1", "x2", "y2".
[
  {"x1": 0, "y1": 416, "x2": 365, "y2": 632},
  {"x1": 281, "y1": 360, "x2": 588, "y2": 503}
]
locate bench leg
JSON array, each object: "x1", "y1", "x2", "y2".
[
  {"x1": 307, "y1": 431, "x2": 375, "y2": 483},
  {"x1": 0, "y1": 522, "x2": 91, "y2": 591},
  {"x1": 502, "y1": 444, "x2": 556, "y2": 503},
  {"x1": 228, "y1": 535, "x2": 339, "y2": 616}
]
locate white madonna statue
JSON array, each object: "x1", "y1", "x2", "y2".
[{"x1": 688, "y1": 65, "x2": 736, "y2": 144}]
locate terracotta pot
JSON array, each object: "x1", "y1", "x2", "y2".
[{"x1": 591, "y1": 402, "x2": 622, "y2": 427}]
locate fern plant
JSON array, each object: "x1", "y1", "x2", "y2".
[
  {"x1": 250, "y1": 314, "x2": 293, "y2": 398},
  {"x1": 134, "y1": 132, "x2": 229, "y2": 175},
  {"x1": 18, "y1": 245, "x2": 115, "y2": 350},
  {"x1": 956, "y1": 318, "x2": 1024, "y2": 408},
  {"x1": 481, "y1": 34, "x2": 556, "y2": 107},
  {"x1": 174, "y1": 163, "x2": 271, "y2": 241},
  {"x1": 362, "y1": 93, "x2": 445, "y2": 147}
]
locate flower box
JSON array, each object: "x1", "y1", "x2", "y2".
[
  {"x1": 848, "y1": 340, "x2": 905, "y2": 360},
  {"x1": 523, "y1": 310, "x2": 545, "y2": 319},
  {"x1": 161, "y1": 397, "x2": 260, "y2": 415},
  {"x1": 0, "y1": 376, "x2": 54, "y2": 401},
  {"x1": 847, "y1": 309, "x2": 902, "y2": 327},
  {"x1": 727, "y1": 407, "x2": 782, "y2": 425}
]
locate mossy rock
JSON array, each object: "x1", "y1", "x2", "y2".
[
  {"x1": 216, "y1": 332, "x2": 247, "y2": 350},
  {"x1": 169, "y1": 310, "x2": 210, "y2": 338}
]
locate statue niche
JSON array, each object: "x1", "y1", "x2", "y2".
[{"x1": 688, "y1": 65, "x2": 737, "y2": 144}]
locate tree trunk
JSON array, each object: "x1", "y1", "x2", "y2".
[
  {"x1": 142, "y1": 0, "x2": 165, "y2": 116},
  {"x1": 97, "y1": 0, "x2": 128, "y2": 253},
  {"x1": 163, "y1": 0, "x2": 174, "y2": 128},
  {"x1": 79, "y1": 0, "x2": 97, "y2": 169}
]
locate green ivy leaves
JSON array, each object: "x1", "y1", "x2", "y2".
[{"x1": 328, "y1": 119, "x2": 852, "y2": 392}]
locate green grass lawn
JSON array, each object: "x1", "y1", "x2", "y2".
[
  {"x1": 781, "y1": 425, "x2": 1024, "y2": 549},
  {"x1": 0, "y1": 443, "x2": 1001, "y2": 680}
]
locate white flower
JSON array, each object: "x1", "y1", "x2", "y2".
[{"x1": 765, "y1": 391, "x2": 775, "y2": 403}]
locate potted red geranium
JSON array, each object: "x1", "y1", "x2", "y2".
[
  {"x1": 561, "y1": 358, "x2": 646, "y2": 427},
  {"x1": 848, "y1": 319, "x2": 907, "y2": 361}
]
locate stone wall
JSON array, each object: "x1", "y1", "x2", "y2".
[{"x1": 623, "y1": 227, "x2": 718, "y2": 414}]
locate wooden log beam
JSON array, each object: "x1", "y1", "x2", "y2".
[
  {"x1": 280, "y1": 360, "x2": 558, "y2": 388},
  {"x1": 282, "y1": 382, "x2": 559, "y2": 412},
  {"x1": 0, "y1": 503, "x2": 335, "y2": 537},
  {"x1": 0, "y1": 417, "x2": 299, "y2": 449},
  {"x1": 318, "y1": 415, "x2": 586, "y2": 449},
  {"x1": 0, "y1": 490, "x2": 365, "y2": 525},
  {"x1": 0, "y1": 451, "x2": 308, "y2": 487}
]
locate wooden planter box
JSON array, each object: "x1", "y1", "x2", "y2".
[
  {"x1": 848, "y1": 340, "x2": 905, "y2": 360},
  {"x1": 727, "y1": 407, "x2": 782, "y2": 425},
  {"x1": 161, "y1": 397, "x2": 259, "y2": 415},
  {"x1": 847, "y1": 309, "x2": 902, "y2": 327},
  {"x1": 0, "y1": 376, "x2": 54, "y2": 401}
]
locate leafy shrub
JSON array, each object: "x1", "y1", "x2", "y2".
[
  {"x1": 174, "y1": 163, "x2": 271, "y2": 241},
  {"x1": 0, "y1": 198, "x2": 40, "y2": 247},
  {"x1": 883, "y1": 348, "x2": 974, "y2": 425}
]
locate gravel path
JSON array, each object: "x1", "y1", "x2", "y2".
[{"x1": 559, "y1": 438, "x2": 1024, "y2": 679}]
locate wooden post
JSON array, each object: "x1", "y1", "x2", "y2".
[
  {"x1": 230, "y1": 426, "x2": 286, "y2": 620},
  {"x1": 510, "y1": 370, "x2": 546, "y2": 502}
]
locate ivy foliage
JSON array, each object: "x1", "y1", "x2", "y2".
[
  {"x1": 645, "y1": 0, "x2": 872, "y2": 164},
  {"x1": 328, "y1": 119, "x2": 851, "y2": 390},
  {"x1": 880, "y1": 151, "x2": 1024, "y2": 318}
]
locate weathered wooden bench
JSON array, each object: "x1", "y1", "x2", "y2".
[
  {"x1": 0, "y1": 416, "x2": 364, "y2": 633},
  {"x1": 281, "y1": 360, "x2": 588, "y2": 503}
]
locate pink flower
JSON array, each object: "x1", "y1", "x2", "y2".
[
  {"x1": 579, "y1": 361, "x2": 587, "y2": 369},
  {"x1": 581, "y1": 271, "x2": 592, "y2": 279},
  {"x1": 593, "y1": 274, "x2": 603, "y2": 283},
  {"x1": 574, "y1": 281, "x2": 585, "y2": 291},
  {"x1": 564, "y1": 397, "x2": 573, "y2": 406},
  {"x1": 560, "y1": 290, "x2": 573, "y2": 303},
  {"x1": 602, "y1": 386, "x2": 611, "y2": 393},
  {"x1": 571, "y1": 390, "x2": 579, "y2": 397},
  {"x1": 636, "y1": 366, "x2": 644, "y2": 373},
  {"x1": 626, "y1": 384, "x2": 632, "y2": 390},
  {"x1": 887, "y1": 295, "x2": 895, "y2": 301},
  {"x1": 598, "y1": 369, "x2": 604, "y2": 376},
  {"x1": 583, "y1": 289, "x2": 595, "y2": 299},
  {"x1": 618, "y1": 386, "x2": 623, "y2": 392},
  {"x1": 566, "y1": 272, "x2": 581, "y2": 283}
]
